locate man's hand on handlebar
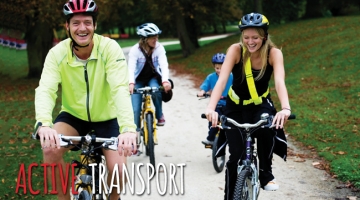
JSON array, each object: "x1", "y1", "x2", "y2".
[
  {"x1": 38, "y1": 126, "x2": 61, "y2": 150},
  {"x1": 117, "y1": 132, "x2": 137, "y2": 157}
]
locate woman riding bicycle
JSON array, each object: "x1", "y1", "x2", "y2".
[
  {"x1": 128, "y1": 23, "x2": 172, "y2": 128},
  {"x1": 205, "y1": 13, "x2": 292, "y2": 199}
]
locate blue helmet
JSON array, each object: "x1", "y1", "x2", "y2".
[
  {"x1": 239, "y1": 13, "x2": 269, "y2": 32},
  {"x1": 212, "y1": 53, "x2": 226, "y2": 64}
]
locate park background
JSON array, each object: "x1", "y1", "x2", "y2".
[{"x1": 0, "y1": 0, "x2": 359, "y2": 199}]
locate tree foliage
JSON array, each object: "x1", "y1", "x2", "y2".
[{"x1": 1, "y1": 0, "x2": 359, "y2": 78}]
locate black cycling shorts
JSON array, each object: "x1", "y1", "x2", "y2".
[{"x1": 54, "y1": 111, "x2": 120, "y2": 138}]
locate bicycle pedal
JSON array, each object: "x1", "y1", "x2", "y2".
[{"x1": 202, "y1": 141, "x2": 213, "y2": 148}]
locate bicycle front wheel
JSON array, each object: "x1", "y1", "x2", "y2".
[
  {"x1": 233, "y1": 168, "x2": 254, "y2": 200},
  {"x1": 145, "y1": 113, "x2": 155, "y2": 168},
  {"x1": 78, "y1": 190, "x2": 91, "y2": 200},
  {"x1": 212, "y1": 134, "x2": 225, "y2": 173}
]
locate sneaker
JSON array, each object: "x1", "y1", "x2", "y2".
[
  {"x1": 157, "y1": 114, "x2": 165, "y2": 126},
  {"x1": 201, "y1": 139, "x2": 214, "y2": 145},
  {"x1": 264, "y1": 179, "x2": 279, "y2": 191}
]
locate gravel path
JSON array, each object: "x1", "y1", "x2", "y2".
[{"x1": 120, "y1": 71, "x2": 358, "y2": 200}]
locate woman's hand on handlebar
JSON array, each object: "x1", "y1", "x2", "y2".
[
  {"x1": 129, "y1": 83, "x2": 135, "y2": 94},
  {"x1": 272, "y1": 109, "x2": 291, "y2": 129},
  {"x1": 38, "y1": 126, "x2": 61, "y2": 149},
  {"x1": 162, "y1": 81, "x2": 171, "y2": 92},
  {"x1": 117, "y1": 132, "x2": 137, "y2": 157},
  {"x1": 205, "y1": 108, "x2": 219, "y2": 128}
]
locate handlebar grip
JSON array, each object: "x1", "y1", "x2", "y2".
[
  {"x1": 201, "y1": 113, "x2": 222, "y2": 122},
  {"x1": 288, "y1": 114, "x2": 296, "y2": 120}
]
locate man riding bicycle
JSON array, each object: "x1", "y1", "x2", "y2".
[{"x1": 34, "y1": 0, "x2": 136, "y2": 199}]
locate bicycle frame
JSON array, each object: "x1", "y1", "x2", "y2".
[
  {"x1": 73, "y1": 138, "x2": 104, "y2": 200},
  {"x1": 235, "y1": 128, "x2": 260, "y2": 200},
  {"x1": 58, "y1": 134, "x2": 118, "y2": 200}
]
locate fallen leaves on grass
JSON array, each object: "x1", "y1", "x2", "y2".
[
  {"x1": 335, "y1": 181, "x2": 360, "y2": 193},
  {"x1": 336, "y1": 151, "x2": 346, "y2": 155},
  {"x1": 312, "y1": 161, "x2": 325, "y2": 170}
]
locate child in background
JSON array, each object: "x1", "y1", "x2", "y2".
[{"x1": 197, "y1": 53, "x2": 233, "y2": 145}]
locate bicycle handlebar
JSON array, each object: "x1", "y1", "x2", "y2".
[
  {"x1": 197, "y1": 93, "x2": 227, "y2": 100},
  {"x1": 201, "y1": 113, "x2": 296, "y2": 129},
  {"x1": 133, "y1": 86, "x2": 164, "y2": 94},
  {"x1": 32, "y1": 124, "x2": 119, "y2": 151},
  {"x1": 58, "y1": 134, "x2": 119, "y2": 151}
]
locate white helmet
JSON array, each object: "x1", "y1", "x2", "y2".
[{"x1": 136, "y1": 23, "x2": 162, "y2": 38}]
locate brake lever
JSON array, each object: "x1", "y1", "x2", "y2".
[
  {"x1": 262, "y1": 115, "x2": 274, "y2": 128},
  {"x1": 219, "y1": 115, "x2": 231, "y2": 129},
  {"x1": 58, "y1": 134, "x2": 72, "y2": 147},
  {"x1": 105, "y1": 137, "x2": 119, "y2": 151}
]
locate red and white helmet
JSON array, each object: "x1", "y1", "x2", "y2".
[{"x1": 63, "y1": 0, "x2": 98, "y2": 16}]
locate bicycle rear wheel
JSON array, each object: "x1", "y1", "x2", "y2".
[
  {"x1": 233, "y1": 168, "x2": 254, "y2": 200},
  {"x1": 212, "y1": 134, "x2": 225, "y2": 173},
  {"x1": 145, "y1": 113, "x2": 155, "y2": 168}
]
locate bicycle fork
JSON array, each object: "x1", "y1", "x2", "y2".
[
  {"x1": 142, "y1": 95, "x2": 158, "y2": 145},
  {"x1": 236, "y1": 135, "x2": 261, "y2": 199}
]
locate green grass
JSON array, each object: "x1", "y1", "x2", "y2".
[{"x1": 0, "y1": 16, "x2": 360, "y2": 198}]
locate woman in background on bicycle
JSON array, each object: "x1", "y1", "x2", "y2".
[
  {"x1": 205, "y1": 13, "x2": 292, "y2": 199},
  {"x1": 197, "y1": 53, "x2": 233, "y2": 146},
  {"x1": 34, "y1": 0, "x2": 136, "y2": 199},
  {"x1": 128, "y1": 23, "x2": 172, "y2": 128}
]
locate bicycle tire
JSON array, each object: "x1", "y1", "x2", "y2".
[
  {"x1": 78, "y1": 190, "x2": 91, "y2": 200},
  {"x1": 233, "y1": 168, "x2": 254, "y2": 200},
  {"x1": 145, "y1": 113, "x2": 156, "y2": 168},
  {"x1": 212, "y1": 134, "x2": 225, "y2": 173}
]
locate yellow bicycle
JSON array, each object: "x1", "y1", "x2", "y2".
[{"x1": 134, "y1": 86, "x2": 161, "y2": 168}]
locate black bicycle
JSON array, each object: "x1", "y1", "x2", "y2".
[
  {"x1": 203, "y1": 113, "x2": 295, "y2": 200},
  {"x1": 198, "y1": 94, "x2": 226, "y2": 173}
]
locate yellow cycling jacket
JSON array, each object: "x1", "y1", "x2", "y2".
[{"x1": 35, "y1": 34, "x2": 136, "y2": 134}]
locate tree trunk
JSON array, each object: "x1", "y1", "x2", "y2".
[
  {"x1": 174, "y1": 8, "x2": 196, "y2": 57},
  {"x1": 26, "y1": 20, "x2": 53, "y2": 79},
  {"x1": 222, "y1": 21, "x2": 227, "y2": 33},
  {"x1": 185, "y1": 16, "x2": 200, "y2": 48},
  {"x1": 213, "y1": 23, "x2": 219, "y2": 34}
]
